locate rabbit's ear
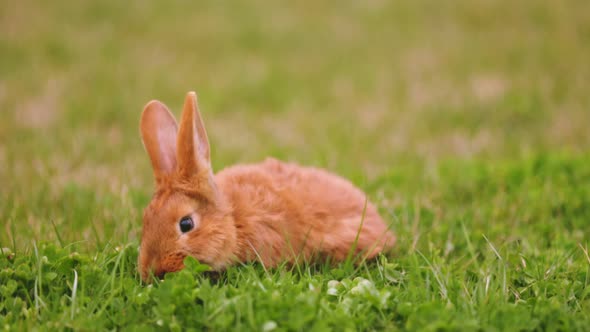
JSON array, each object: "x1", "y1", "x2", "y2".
[
  {"x1": 140, "y1": 100, "x2": 178, "y2": 184},
  {"x1": 176, "y1": 92, "x2": 211, "y2": 176}
]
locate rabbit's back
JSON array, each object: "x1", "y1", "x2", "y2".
[{"x1": 215, "y1": 158, "x2": 395, "y2": 265}]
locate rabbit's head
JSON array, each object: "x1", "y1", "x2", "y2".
[{"x1": 138, "y1": 92, "x2": 236, "y2": 282}]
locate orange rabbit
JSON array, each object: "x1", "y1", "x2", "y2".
[{"x1": 138, "y1": 92, "x2": 395, "y2": 281}]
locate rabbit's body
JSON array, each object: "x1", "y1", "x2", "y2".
[
  {"x1": 217, "y1": 158, "x2": 394, "y2": 266},
  {"x1": 138, "y1": 92, "x2": 395, "y2": 282}
]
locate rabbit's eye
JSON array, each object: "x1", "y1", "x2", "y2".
[{"x1": 179, "y1": 216, "x2": 194, "y2": 233}]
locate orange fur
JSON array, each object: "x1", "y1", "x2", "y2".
[{"x1": 138, "y1": 92, "x2": 395, "y2": 282}]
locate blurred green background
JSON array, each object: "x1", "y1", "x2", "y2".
[{"x1": 1, "y1": 0, "x2": 589, "y2": 249}]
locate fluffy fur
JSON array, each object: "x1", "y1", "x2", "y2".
[{"x1": 138, "y1": 92, "x2": 395, "y2": 282}]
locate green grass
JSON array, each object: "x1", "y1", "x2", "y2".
[{"x1": 1, "y1": 0, "x2": 590, "y2": 330}]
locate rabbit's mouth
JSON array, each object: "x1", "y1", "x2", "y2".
[
  {"x1": 156, "y1": 251, "x2": 187, "y2": 278},
  {"x1": 189, "y1": 254, "x2": 213, "y2": 268}
]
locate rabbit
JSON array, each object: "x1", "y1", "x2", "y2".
[{"x1": 138, "y1": 91, "x2": 395, "y2": 281}]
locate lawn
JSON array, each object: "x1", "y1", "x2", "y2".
[{"x1": 1, "y1": 0, "x2": 590, "y2": 330}]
